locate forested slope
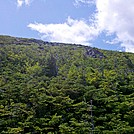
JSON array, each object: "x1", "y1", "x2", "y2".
[{"x1": 0, "y1": 35, "x2": 134, "y2": 133}]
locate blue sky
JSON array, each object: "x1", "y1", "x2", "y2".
[{"x1": 1, "y1": 0, "x2": 134, "y2": 52}]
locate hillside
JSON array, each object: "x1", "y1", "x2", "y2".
[{"x1": 0, "y1": 35, "x2": 134, "y2": 133}]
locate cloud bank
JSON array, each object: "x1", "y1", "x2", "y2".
[
  {"x1": 28, "y1": 17, "x2": 98, "y2": 45},
  {"x1": 28, "y1": 0, "x2": 134, "y2": 52},
  {"x1": 95, "y1": 0, "x2": 134, "y2": 52}
]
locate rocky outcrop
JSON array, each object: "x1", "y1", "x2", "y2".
[{"x1": 84, "y1": 46, "x2": 105, "y2": 58}]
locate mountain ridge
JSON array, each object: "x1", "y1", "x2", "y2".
[{"x1": 0, "y1": 35, "x2": 106, "y2": 58}]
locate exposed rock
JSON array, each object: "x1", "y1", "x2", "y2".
[{"x1": 84, "y1": 46, "x2": 105, "y2": 58}]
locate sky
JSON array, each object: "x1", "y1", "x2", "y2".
[{"x1": 1, "y1": 0, "x2": 134, "y2": 52}]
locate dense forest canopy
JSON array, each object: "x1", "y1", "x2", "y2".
[{"x1": 0, "y1": 35, "x2": 134, "y2": 133}]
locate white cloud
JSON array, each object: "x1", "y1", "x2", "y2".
[
  {"x1": 17, "y1": 0, "x2": 31, "y2": 7},
  {"x1": 74, "y1": 0, "x2": 134, "y2": 52},
  {"x1": 74, "y1": 0, "x2": 95, "y2": 5},
  {"x1": 28, "y1": 17, "x2": 98, "y2": 45},
  {"x1": 95, "y1": 0, "x2": 134, "y2": 52},
  {"x1": 105, "y1": 38, "x2": 120, "y2": 45},
  {"x1": 17, "y1": 0, "x2": 23, "y2": 7},
  {"x1": 27, "y1": 0, "x2": 134, "y2": 52}
]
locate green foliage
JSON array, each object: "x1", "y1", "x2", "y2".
[{"x1": 0, "y1": 35, "x2": 134, "y2": 133}]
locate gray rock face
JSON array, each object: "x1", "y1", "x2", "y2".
[{"x1": 85, "y1": 46, "x2": 105, "y2": 58}]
